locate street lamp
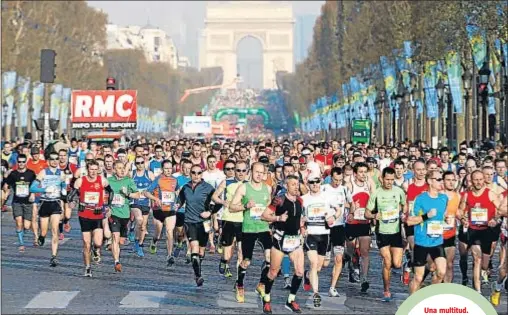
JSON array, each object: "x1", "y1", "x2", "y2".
[
  {"x1": 478, "y1": 61, "x2": 491, "y2": 140},
  {"x1": 462, "y1": 68, "x2": 472, "y2": 142},
  {"x1": 391, "y1": 93, "x2": 397, "y2": 143},
  {"x1": 436, "y1": 78, "x2": 445, "y2": 100}
]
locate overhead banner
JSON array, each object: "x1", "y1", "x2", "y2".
[
  {"x1": 71, "y1": 90, "x2": 138, "y2": 129},
  {"x1": 183, "y1": 116, "x2": 212, "y2": 134}
]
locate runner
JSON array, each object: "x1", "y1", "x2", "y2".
[
  {"x1": 365, "y1": 167, "x2": 406, "y2": 302},
  {"x1": 29, "y1": 151, "x2": 66, "y2": 266},
  {"x1": 149, "y1": 145, "x2": 165, "y2": 177},
  {"x1": 260, "y1": 174, "x2": 305, "y2": 314},
  {"x1": 301, "y1": 175, "x2": 338, "y2": 306},
  {"x1": 175, "y1": 159, "x2": 193, "y2": 262},
  {"x1": 58, "y1": 149, "x2": 77, "y2": 238},
  {"x1": 177, "y1": 164, "x2": 215, "y2": 286},
  {"x1": 402, "y1": 159, "x2": 428, "y2": 285},
  {"x1": 144, "y1": 159, "x2": 178, "y2": 266},
  {"x1": 345, "y1": 162, "x2": 374, "y2": 290},
  {"x1": 229, "y1": 162, "x2": 272, "y2": 303},
  {"x1": 108, "y1": 161, "x2": 141, "y2": 272},
  {"x1": 441, "y1": 171, "x2": 460, "y2": 283},
  {"x1": 491, "y1": 190, "x2": 508, "y2": 306},
  {"x1": 73, "y1": 159, "x2": 111, "y2": 277},
  {"x1": 212, "y1": 160, "x2": 246, "y2": 278},
  {"x1": 3, "y1": 154, "x2": 36, "y2": 252},
  {"x1": 129, "y1": 156, "x2": 155, "y2": 257},
  {"x1": 407, "y1": 170, "x2": 448, "y2": 294},
  {"x1": 458, "y1": 170, "x2": 504, "y2": 293},
  {"x1": 323, "y1": 167, "x2": 354, "y2": 297}
]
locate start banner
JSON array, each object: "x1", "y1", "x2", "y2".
[{"x1": 71, "y1": 90, "x2": 137, "y2": 129}]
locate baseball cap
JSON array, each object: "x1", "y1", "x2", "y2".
[
  {"x1": 308, "y1": 176, "x2": 321, "y2": 182},
  {"x1": 366, "y1": 157, "x2": 376, "y2": 164},
  {"x1": 259, "y1": 156, "x2": 269, "y2": 164},
  {"x1": 302, "y1": 148, "x2": 311, "y2": 155},
  {"x1": 30, "y1": 146, "x2": 40, "y2": 154},
  {"x1": 298, "y1": 156, "x2": 307, "y2": 164}
]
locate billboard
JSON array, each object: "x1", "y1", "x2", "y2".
[
  {"x1": 183, "y1": 116, "x2": 212, "y2": 134},
  {"x1": 71, "y1": 90, "x2": 137, "y2": 129}
]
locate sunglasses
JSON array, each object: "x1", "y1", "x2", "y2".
[
  {"x1": 17, "y1": 160, "x2": 27, "y2": 163},
  {"x1": 143, "y1": 154, "x2": 149, "y2": 156},
  {"x1": 224, "y1": 167, "x2": 235, "y2": 171},
  {"x1": 49, "y1": 157, "x2": 58, "y2": 161},
  {"x1": 135, "y1": 161, "x2": 144, "y2": 165},
  {"x1": 236, "y1": 169, "x2": 248, "y2": 173},
  {"x1": 308, "y1": 180, "x2": 321, "y2": 184},
  {"x1": 431, "y1": 178, "x2": 443, "y2": 182},
  {"x1": 191, "y1": 171, "x2": 202, "y2": 175}
]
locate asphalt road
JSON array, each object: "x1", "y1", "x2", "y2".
[{"x1": 1, "y1": 211, "x2": 507, "y2": 314}]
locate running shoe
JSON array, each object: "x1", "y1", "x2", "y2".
[
  {"x1": 50, "y1": 255, "x2": 58, "y2": 267},
  {"x1": 224, "y1": 266, "x2": 233, "y2": 278},
  {"x1": 361, "y1": 281, "x2": 370, "y2": 293},
  {"x1": 136, "y1": 245, "x2": 145, "y2": 257},
  {"x1": 195, "y1": 276, "x2": 204, "y2": 287},
  {"x1": 84, "y1": 267, "x2": 92, "y2": 277},
  {"x1": 167, "y1": 255, "x2": 175, "y2": 267},
  {"x1": 283, "y1": 276, "x2": 291, "y2": 290},
  {"x1": 402, "y1": 264, "x2": 411, "y2": 286},
  {"x1": 285, "y1": 300, "x2": 302, "y2": 313},
  {"x1": 59, "y1": 233, "x2": 64, "y2": 241},
  {"x1": 235, "y1": 285, "x2": 245, "y2": 303},
  {"x1": 63, "y1": 222, "x2": 71, "y2": 233},
  {"x1": 219, "y1": 261, "x2": 226, "y2": 274},
  {"x1": 92, "y1": 248, "x2": 102, "y2": 264},
  {"x1": 313, "y1": 293, "x2": 321, "y2": 308},
  {"x1": 329, "y1": 287, "x2": 340, "y2": 297},
  {"x1": 128, "y1": 230, "x2": 135, "y2": 242},
  {"x1": 256, "y1": 283, "x2": 266, "y2": 298},
  {"x1": 303, "y1": 270, "x2": 311, "y2": 291},
  {"x1": 481, "y1": 270, "x2": 489, "y2": 284},
  {"x1": 262, "y1": 300, "x2": 272, "y2": 314},
  {"x1": 490, "y1": 290, "x2": 501, "y2": 306},
  {"x1": 381, "y1": 291, "x2": 392, "y2": 302},
  {"x1": 349, "y1": 270, "x2": 360, "y2": 283},
  {"x1": 18, "y1": 245, "x2": 25, "y2": 253},
  {"x1": 185, "y1": 252, "x2": 191, "y2": 264},
  {"x1": 149, "y1": 240, "x2": 157, "y2": 254},
  {"x1": 38, "y1": 235, "x2": 45, "y2": 247},
  {"x1": 115, "y1": 262, "x2": 122, "y2": 272}
]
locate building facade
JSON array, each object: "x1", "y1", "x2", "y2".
[{"x1": 106, "y1": 24, "x2": 179, "y2": 69}]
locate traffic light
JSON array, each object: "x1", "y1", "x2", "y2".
[
  {"x1": 40, "y1": 49, "x2": 56, "y2": 83},
  {"x1": 106, "y1": 77, "x2": 116, "y2": 90}
]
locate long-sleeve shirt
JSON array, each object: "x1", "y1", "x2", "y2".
[{"x1": 177, "y1": 180, "x2": 215, "y2": 224}]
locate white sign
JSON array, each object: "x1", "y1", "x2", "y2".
[{"x1": 183, "y1": 116, "x2": 212, "y2": 134}]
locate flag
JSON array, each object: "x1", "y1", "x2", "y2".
[{"x1": 16, "y1": 76, "x2": 31, "y2": 128}]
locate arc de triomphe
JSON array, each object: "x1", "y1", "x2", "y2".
[{"x1": 199, "y1": 1, "x2": 294, "y2": 89}]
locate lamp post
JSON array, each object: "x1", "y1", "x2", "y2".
[
  {"x1": 436, "y1": 78, "x2": 446, "y2": 145},
  {"x1": 478, "y1": 61, "x2": 491, "y2": 140},
  {"x1": 403, "y1": 86, "x2": 410, "y2": 141},
  {"x1": 334, "y1": 111, "x2": 338, "y2": 139},
  {"x1": 463, "y1": 68, "x2": 472, "y2": 143},
  {"x1": 391, "y1": 93, "x2": 398, "y2": 144}
]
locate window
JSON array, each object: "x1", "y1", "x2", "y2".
[{"x1": 154, "y1": 36, "x2": 160, "y2": 47}]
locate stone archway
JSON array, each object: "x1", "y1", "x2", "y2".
[{"x1": 200, "y1": 1, "x2": 294, "y2": 89}]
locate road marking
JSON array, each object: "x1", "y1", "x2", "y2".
[
  {"x1": 393, "y1": 292, "x2": 409, "y2": 308},
  {"x1": 217, "y1": 291, "x2": 259, "y2": 308},
  {"x1": 25, "y1": 291, "x2": 79, "y2": 309},
  {"x1": 119, "y1": 291, "x2": 167, "y2": 308},
  {"x1": 305, "y1": 294, "x2": 349, "y2": 311}
]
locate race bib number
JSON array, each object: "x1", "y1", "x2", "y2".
[
  {"x1": 381, "y1": 207, "x2": 399, "y2": 223},
  {"x1": 354, "y1": 208, "x2": 366, "y2": 220},
  {"x1": 250, "y1": 204, "x2": 265, "y2": 220},
  {"x1": 153, "y1": 168, "x2": 162, "y2": 177},
  {"x1": 443, "y1": 216, "x2": 455, "y2": 231},
  {"x1": 427, "y1": 221, "x2": 443, "y2": 237},
  {"x1": 470, "y1": 207, "x2": 488, "y2": 225},
  {"x1": 138, "y1": 188, "x2": 146, "y2": 199},
  {"x1": 308, "y1": 205, "x2": 327, "y2": 220},
  {"x1": 84, "y1": 192, "x2": 100, "y2": 205},
  {"x1": 282, "y1": 235, "x2": 301, "y2": 252},
  {"x1": 161, "y1": 191, "x2": 175, "y2": 205},
  {"x1": 203, "y1": 220, "x2": 211, "y2": 233},
  {"x1": 112, "y1": 194, "x2": 125, "y2": 206},
  {"x1": 46, "y1": 186, "x2": 60, "y2": 199},
  {"x1": 15, "y1": 183, "x2": 29, "y2": 197},
  {"x1": 69, "y1": 156, "x2": 78, "y2": 165}
]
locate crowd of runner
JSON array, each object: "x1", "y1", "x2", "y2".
[{"x1": 1, "y1": 136, "x2": 507, "y2": 313}]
